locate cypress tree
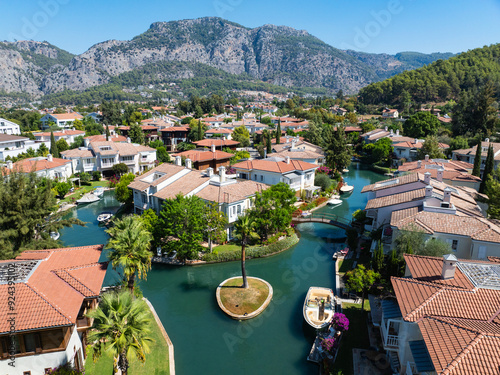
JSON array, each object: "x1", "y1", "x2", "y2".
[
  {"x1": 266, "y1": 132, "x2": 272, "y2": 155},
  {"x1": 198, "y1": 120, "x2": 203, "y2": 141},
  {"x1": 472, "y1": 139, "x2": 482, "y2": 177},
  {"x1": 105, "y1": 124, "x2": 110, "y2": 141},
  {"x1": 276, "y1": 119, "x2": 281, "y2": 144},
  {"x1": 480, "y1": 144, "x2": 494, "y2": 193},
  {"x1": 50, "y1": 131, "x2": 60, "y2": 158}
]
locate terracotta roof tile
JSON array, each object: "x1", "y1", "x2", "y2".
[
  {"x1": 172, "y1": 149, "x2": 233, "y2": 162},
  {"x1": 365, "y1": 188, "x2": 426, "y2": 209},
  {"x1": 361, "y1": 173, "x2": 420, "y2": 193},
  {"x1": 232, "y1": 159, "x2": 317, "y2": 173},
  {"x1": 153, "y1": 171, "x2": 208, "y2": 200},
  {"x1": 193, "y1": 139, "x2": 240, "y2": 147},
  {"x1": 196, "y1": 180, "x2": 268, "y2": 203}
]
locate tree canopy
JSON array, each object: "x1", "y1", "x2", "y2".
[{"x1": 403, "y1": 111, "x2": 440, "y2": 138}]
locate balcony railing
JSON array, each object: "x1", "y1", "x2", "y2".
[
  {"x1": 76, "y1": 317, "x2": 92, "y2": 329},
  {"x1": 386, "y1": 334, "x2": 399, "y2": 348},
  {"x1": 405, "y1": 361, "x2": 418, "y2": 375}
]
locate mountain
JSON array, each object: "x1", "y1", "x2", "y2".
[
  {"x1": 359, "y1": 43, "x2": 500, "y2": 105},
  {"x1": 0, "y1": 17, "x2": 455, "y2": 98}
]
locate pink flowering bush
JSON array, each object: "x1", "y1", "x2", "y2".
[
  {"x1": 316, "y1": 166, "x2": 332, "y2": 175},
  {"x1": 331, "y1": 312, "x2": 349, "y2": 332},
  {"x1": 321, "y1": 337, "x2": 336, "y2": 352}
]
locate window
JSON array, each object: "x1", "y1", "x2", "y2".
[
  {"x1": 237, "y1": 205, "x2": 241, "y2": 214},
  {"x1": 99, "y1": 146, "x2": 112, "y2": 151},
  {"x1": 121, "y1": 155, "x2": 134, "y2": 162},
  {"x1": 23, "y1": 372, "x2": 31, "y2": 375},
  {"x1": 260, "y1": 175, "x2": 264, "y2": 182},
  {"x1": 452, "y1": 240, "x2": 458, "y2": 251},
  {"x1": 232, "y1": 206, "x2": 236, "y2": 215},
  {"x1": 85, "y1": 158, "x2": 93, "y2": 165},
  {"x1": 141, "y1": 194, "x2": 147, "y2": 204}
]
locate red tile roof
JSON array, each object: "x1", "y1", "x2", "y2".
[
  {"x1": 232, "y1": 159, "x2": 318, "y2": 173},
  {"x1": 172, "y1": 149, "x2": 233, "y2": 162},
  {"x1": 193, "y1": 139, "x2": 240, "y2": 147},
  {"x1": 0, "y1": 245, "x2": 107, "y2": 334},
  {"x1": 5, "y1": 157, "x2": 71, "y2": 174},
  {"x1": 48, "y1": 112, "x2": 83, "y2": 120}
]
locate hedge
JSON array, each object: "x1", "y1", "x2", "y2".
[{"x1": 202, "y1": 233, "x2": 299, "y2": 263}]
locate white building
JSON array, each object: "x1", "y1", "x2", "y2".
[
  {"x1": 3, "y1": 154, "x2": 72, "y2": 180},
  {"x1": 452, "y1": 139, "x2": 500, "y2": 177},
  {"x1": 40, "y1": 112, "x2": 84, "y2": 129},
  {"x1": 33, "y1": 129, "x2": 86, "y2": 145},
  {"x1": 128, "y1": 159, "x2": 267, "y2": 238},
  {"x1": 61, "y1": 140, "x2": 156, "y2": 175},
  {"x1": 0, "y1": 245, "x2": 107, "y2": 374},
  {"x1": 0, "y1": 118, "x2": 21, "y2": 135},
  {"x1": 0, "y1": 134, "x2": 49, "y2": 161},
  {"x1": 232, "y1": 158, "x2": 319, "y2": 192}
]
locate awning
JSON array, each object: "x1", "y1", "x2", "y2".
[
  {"x1": 381, "y1": 299, "x2": 402, "y2": 320},
  {"x1": 284, "y1": 172, "x2": 301, "y2": 180},
  {"x1": 409, "y1": 340, "x2": 435, "y2": 372}
]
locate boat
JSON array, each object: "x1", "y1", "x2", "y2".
[
  {"x1": 97, "y1": 211, "x2": 113, "y2": 222},
  {"x1": 303, "y1": 287, "x2": 335, "y2": 329},
  {"x1": 340, "y1": 183, "x2": 354, "y2": 194},
  {"x1": 327, "y1": 198, "x2": 342, "y2": 207},
  {"x1": 93, "y1": 187, "x2": 105, "y2": 197},
  {"x1": 49, "y1": 231, "x2": 60, "y2": 240},
  {"x1": 342, "y1": 168, "x2": 349, "y2": 173},
  {"x1": 76, "y1": 193, "x2": 100, "y2": 204}
]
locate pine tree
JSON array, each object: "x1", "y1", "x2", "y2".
[
  {"x1": 49, "y1": 131, "x2": 59, "y2": 158},
  {"x1": 480, "y1": 144, "x2": 494, "y2": 193},
  {"x1": 472, "y1": 139, "x2": 482, "y2": 177},
  {"x1": 276, "y1": 119, "x2": 281, "y2": 144}
]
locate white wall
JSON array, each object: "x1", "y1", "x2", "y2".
[{"x1": 0, "y1": 327, "x2": 83, "y2": 375}]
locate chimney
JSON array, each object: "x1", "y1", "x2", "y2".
[
  {"x1": 441, "y1": 254, "x2": 457, "y2": 279},
  {"x1": 424, "y1": 171, "x2": 431, "y2": 185},
  {"x1": 485, "y1": 138, "x2": 490, "y2": 143},
  {"x1": 396, "y1": 129, "x2": 400, "y2": 136},
  {"x1": 286, "y1": 137, "x2": 290, "y2": 144},
  {"x1": 6, "y1": 160, "x2": 13, "y2": 169},
  {"x1": 414, "y1": 138, "x2": 418, "y2": 145},
  {"x1": 127, "y1": 137, "x2": 131, "y2": 143},
  {"x1": 291, "y1": 140, "x2": 296, "y2": 149},
  {"x1": 286, "y1": 156, "x2": 291, "y2": 164},
  {"x1": 384, "y1": 126, "x2": 388, "y2": 131},
  {"x1": 437, "y1": 167, "x2": 444, "y2": 182},
  {"x1": 425, "y1": 184, "x2": 433, "y2": 198},
  {"x1": 47, "y1": 154, "x2": 53, "y2": 162},
  {"x1": 84, "y1": 138, "x2": 90, "y2": 147},
  {"x1": 185, "y1": 158, "x2": 192, "y2": 169},
  {"x1": 211, "y1": 144, "x2": 216, "y2": 153},
  {"x1": 219, "y1": 166, "x2": 226, "y2": 183},
  {"x1": 390, "y1": 129, "x2": 394, "y2": 135},
  {"x1": 174, "y1": 156, "x2": 182, "y2": 166},
  {"x1": 443, "y1": 186, "x2": 452, "y2": 203},
  {"x1": 417, "y1": 160, "x2": 422, "y2": 168},
  {"x1": 206, "y1": 167, "x2": 214, "y2": 177},
  {"x1": 425, "y1": 154, "x2": 429, "y2": 162}
]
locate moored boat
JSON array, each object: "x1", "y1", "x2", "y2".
[
  {"x1": 303, "y1": 287, "x2": 335, "y2": 329},
  {"x1": 93, "y1": 187, "x2": 105, "y2": 197},
  {"x1": 76, "y1": 193, "x2": 100, "y2": 204},
  {"x1": 327, "y1": 198, "x2": 342, "y2": 207},
  {"x1": 340, "y1": 183, "x2": 354, "y2": 194},
  {"x1": 49, "y1": 231, "x2": 60, "y2": 240},
  {"x1": 97, "y1": 211, "x2": 113, "y2": 222}
]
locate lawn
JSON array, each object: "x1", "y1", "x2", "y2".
[
  {"x1": 219, "y1": 277, "x2": 270, "y2": 315},
  {"x1": 84, "y1": 308, "x2": 170, "y2": 375},
  {"x1": 214, "y1": 243, "x2": 256, "y2": 254},
  {"x1": 332, "y1": 301, "x2": 371, "y2": 375},
  {"x1": 60, "y1": 181, "x2": 108, "y2": 204},
  {"x1": 337, "y1": 259, "x2": 354, "y2": 274}
]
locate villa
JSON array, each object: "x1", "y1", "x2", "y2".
[
  {"x1": 3, "y1": 154, "x2": 73, "y2": 180},
  {"x1": 376, "y1": 254, "x2": 500, "y2": 374},
  {"x1": 0, "y1": 245, "x2": 108, "y2": 374},
  {"x1": 0, "y1": 134, "x2": 49, "y2": 161},
  {"x1": 172, "y1": 145, "x2": 233, "y2": 172},
  {"x1": 40, "y1": 112, "x2": 84, "y2": 129},
  {"x1": 0, "y1": 118, "x2": 21, "y2": 135},
  {"x1": 33, "y1": 129, "x2": 86, "y2": 145}
]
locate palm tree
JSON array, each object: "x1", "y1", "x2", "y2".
[
  {"x1": 233, "y1": 215, "x2": 258, "y2": 289},
  {"x1": 87, "y1": 290, "x2": 154, "y2": 375},
  {"x1": 106, "y1": 216, "x2": 152, "y2": 291}
]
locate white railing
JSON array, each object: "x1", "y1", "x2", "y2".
[
  {"x1": 406, "y1": 361, "x2": 417, "y2": 375},
  {"x1": 386, "y1": 334, "x2": 399, "y2": 348}
]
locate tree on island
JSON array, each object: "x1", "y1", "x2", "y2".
[
  {"x1": 87, "y1": 290, "x2": 154, "y2": 375},
  {"x1": 106, "y1": 215, "x2": 152, "y2": 291},
  {"x1": 233, "y1": 215, "x2": 258, "y2": 289}
]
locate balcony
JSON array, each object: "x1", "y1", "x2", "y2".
[
  {"x1": 405, "y1": 361, "x2": 418, "y2": 375},
  {"x1": 120, "y1": 159, "x2": 136, "y2": 165},
  {"x1": 386, "y1": 334, "x2": 399, "y2": 348},
  {"x1": 76, "y1": 316, "x2": 92, "y2": 330}
]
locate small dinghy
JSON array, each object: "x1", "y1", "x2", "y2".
[
  {"x1": 93, "y1": 187, "x2": 105, "y2": 197},
  {"x1": 340, "y1": 183, "x2": 354, "y2": 194},
  {"x1": 76, "y1": 193, "x2": 100, "y2": 204},
  {"x1": 97, "y1": 211, "x2": 113, "y2": 222},
  {"x1": 303, "y1": 287, "x2": 335, "y2": 329}
]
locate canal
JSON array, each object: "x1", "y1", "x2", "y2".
[{"x1": 60, "y1": 163, "x2": 385, "y2": 374}]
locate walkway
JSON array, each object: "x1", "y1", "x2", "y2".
[{"x1": 292, "y1": 212, "x2": 352, "y2": 230}]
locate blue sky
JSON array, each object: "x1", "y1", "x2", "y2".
[{"x1": 2, "y1": 0, "x2": 500, "y2": 55}]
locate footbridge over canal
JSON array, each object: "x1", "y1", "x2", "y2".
[{"x1": 292, "y1": 212, "x2": 353, "y2": 230}]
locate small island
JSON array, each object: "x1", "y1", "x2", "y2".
[{"x1": 216, "y1": 276, "x2": 273, "y2": 320}]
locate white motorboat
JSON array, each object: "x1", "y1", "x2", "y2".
[
  {"x1": 49, "y1": 231, "x2": 60, "y2": 240},
  {"x1": 93, "y1": 187, "x2": 105, "y2": 197},
  {"x1": 97, "y1": 211, "x2": 113, "y2": 222},
  {"x1": 303, "y1": 287, "x2": 335, "y2": 329},
  {"x1": 327, "y1": 198, "x2": 342, "y2": 207},
  {"x1": 76, "y1": 193, "x2": 100, "y2": 204},
  {"x1": 342, "y1": 168, "x2": 349, "y2": 173},
  {"x1": 340, "y1": 183, "x2": 354, "y2": 194}
]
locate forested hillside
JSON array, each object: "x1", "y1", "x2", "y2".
[{"x1": 359, "y1": 44, "x2": 500, "y2": 105}]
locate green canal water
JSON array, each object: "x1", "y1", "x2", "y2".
[{"x1": 60, "y1": 163, "x2": 385, "y2": 375}]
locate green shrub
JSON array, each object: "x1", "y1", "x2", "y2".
[
  {"x1": 202, "y1": 234, "x2": 299, "y2": 262},
  {"x1": 92, "y1": 170, "x2": 102, "y2": 181}
]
